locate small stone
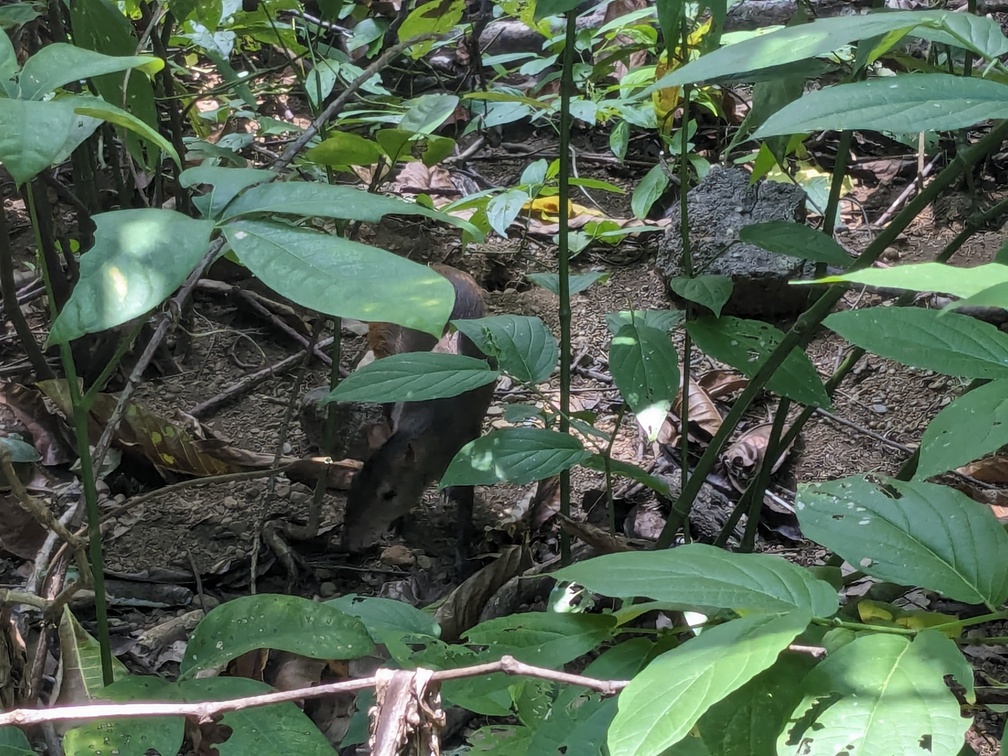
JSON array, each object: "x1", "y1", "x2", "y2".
[
  {"x1": 223, "y1": 496, "x2": 238, "y2": 508},
  {"x1": 228, "y1": 521, "x2": 245, "y2": 536},
  {"x1": 319, "y1": 581, "x2": 338, "y2": 597},
  {"x1": 871, "y1": 404, "x2": 887, "y2": 414}
]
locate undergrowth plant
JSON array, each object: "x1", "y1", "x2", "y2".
[{"x1": 1, "y1": 1, "x2": 1008, "y2": 754}]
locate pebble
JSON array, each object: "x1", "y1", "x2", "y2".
[
  {"x1": 319, "y1": 582, "x2": 338, "y2": 598},
  {"x1": 380, "y1": 544, "x2": 416, "y2": 567},
  {"x1": 871, "y1": 404, "x2": 887, "y2": 414},
  {"x1": 223, "y1": 496, "x2": 238, "y2": 508}
]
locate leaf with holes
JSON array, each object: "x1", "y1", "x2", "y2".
[{"x1": 917, "y1": 379, "x2": 1008, "y2": 479}]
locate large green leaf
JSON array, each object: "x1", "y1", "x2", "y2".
[
  {"x1": 608, "y1": 612, "x2": 811, "y2": 756},
  {"x1": 687, "y1": 317, "x2": 830, "y2": 407},
  {"x1": 180, "y1": 165, "x2": 276, "y2": 220},
  {"x1": 62, "y1": 677, "x2": 183, "y2": 756},
  {"x1": 179, "y1": 595, "x2": 374, "y2": 679},
  {"x1": 74, "y1": 95, "x2": 179, "y2": 165},
  {"x1": 825, "y1": 307, "x2": 1008, "y2": 379},
  {"x1": 219, "y1": 180, "x2": 479, "y2": 237},
  {"x1": 452, "y1": 315, "x2": 559, "y2": 384},
  {"x1": 555, "y1": 544, "x2": 839, "y2": 617},
  {"x1": 180, "y1": 677, "x2": 337, "y2": 755},
  {"x1": 697, "y1": 654, "x2": 816, "y2": 756},
  {"x1": 780, "y1": 632, "x2": 972, "y2": 755},
  {"x1": 324, "y1": 352, "x2": 498, "y2": 403},
  {"x1": 917, "y1": 379, "x2": 1008, "y2": 479},
  {"x1": 442, "y1": 427, "x2": 589, "y2": 487},
  {"x1": 645, "y1": 11, "x2": 992, "y2": 91},
  {"x1": 0, "y1": 726, "x2": 34, "y2": 756},
  {"x1": 48, "y1": 210, "x2": 213, "y2": 344},
  {"x1": 0, "y1": 98, "x2": 100, "y2": 184},
  {"x1": 223, "y1": 219, "x2": 455, "y2": 337},
  {"x1": 797, "y1": 476, "x2": 1008, "y2": 608},
  {"x1": 609, "y1": 322, "x2": 680, "y2": 440},
  {"x1": 18, "y1": 43, "x2": 162, "y2": 100},
  {"x1": 465, "y1": 612, "x2": 617, "y2": 668},
  {"x1": 813, "y1": 261, "x2": 1008, "y2": 297},
  {"x1": 669, "y1": 275, "x2": 734, "y2": 316},
  {"x1": 739, "y1": 221, "x2": 853, "y2": 268},
  {"x1": 756, "y1": 74, "x2": 1008, "y2": 137}
]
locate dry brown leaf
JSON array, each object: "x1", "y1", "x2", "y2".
[
  {"x1": 957, "y1": 455, "x2": 1008, "y2": 484},
  {"x1": 696, "y1": 369, "x2": 749, "y2": 400},
  {"x1": 722, "y1": 423, "x2": 794, "y2": 493}
]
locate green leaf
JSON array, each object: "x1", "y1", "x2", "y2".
[
  {"x1": 555, "y1": 544, "x2": 839, "y2": 616},
  {"x1": 224, "y1": 220, "x2": 455, "y2": 337},
  {"x1": 400, "y1": 92, "x2": 461, "y2": 133},
  {"x1": 179, "y1": 165, "x2": 276, "y2": 220},
  {"x1": 780, "y1": 632, "x2": 972, "y2": 756},
  {"x1": 219, "y1": 180, "x2": 479, "y2": 237},
  {"x1": 399, "y1": 0, "x2": 465, "y2": 58},
  {"x1": 951, "y1": 280, "x2": 1008, "y2": 310},
  {"x1": 0, "y1": 29, "x2": 17, "y2": 84},
  {"x1": 465, "y1": 612, "x2": 617, "y2": 668},
  {"x1": 0, "y1": 726, "x2": 34, "y2": 755},
  {"x1": 63, "y1": 676, "x2": 183, "y2": 756},
  {"x1": 812, "y1": 261, "x2": 1008, "y2": 297},
  {"x1": 0, "y1": 4, "x2": 43, "y2": 33},
  {"x1": 18, "y1": 43, "x2": 162, "y2": 100},
  {"x1": 605, "y1": 309, "x2": 683, "y2": 335},
  {"x1": 534, "y1": 0, "x2": 582, "y2": 20},
  {"x1": 797, "y1": 476, "x2": 1008, "y2": 607},
  {"x1": 326, "y1": 594, "x2": 440, "y2": 643},
  {"x1": 47, "y1": 210, "x2": 213, "y2": 345},
  {"x1": 756, "y1": 74, "x2": 1008, "y2": 138},
  {"x1": 452, "y1": 315, "x2": 559, "y2": 384},
  {"x1": 610, "y1": 322, "x2": 680, "y2": 440},
  {"x1": 305, "y1": 131, "x2": 383, "y2": 166},
  {"x1": 179, "y1": 677, "x2": 338, "y2": 755},
  {"x1": 74, "y1": 95, "x2": 179, "y2": 166},
  {"x1": 325, "y1": 352, "x2": 497, "y2": 403},
  {"x1": 180, "y1": 595, "x2": 373, "y2": 678},
  {"x1": 608, "y1": 612, "x2": 811, "y2": 756},
  {"x1": 442, "y1": 427, "x2": 590, "y2": 487},
  {"x1": 610, "y1": 119, "x2": 629, "y2": 160},
  {"x1": 527, "y1": 270, "x2": 609, "y2": 296},
  {"x1": 486, "y1": 188, "x2": 528, "y2": 238},
  {"x1": 824, "y1": 307, "x2": 1008, "y2": 379},
  {"x1": 670, "y1": 275, "x2": 734, "y2": 316},
  {"x1": 645, "y1": 11, "x2": 962, "y2": 91},
  {"x1": 0, "y1": 98, "x2": 101, "y2": 185},
  {"x1": 687, "y1": 317, "x2": 830, "y2": 408},
  {"x1": 917, "y1": 379, "x2": 1008, "y2": 478},
  {"x1": 739, "y1": 221, "x2": 853, "y2": 268},
  {"x1": 698, "y1": 654, "x2": 816, "y2": 756},
  {"x1": 631, "y1": 163, "x2": 668, "y2": 219}
]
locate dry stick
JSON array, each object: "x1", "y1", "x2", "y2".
[
  {"x1": 0, "y1": 656, "x2": 628, "y2": 728},
  {"x1": 187, "y1": 336, "x2": 335, "y2": 418},
  {"x1": 873, "y1": 153, "x2": 941, "y2": 227},
  {"x1": 656, "y1": 120, "x2": 1008, "y2": 548}
]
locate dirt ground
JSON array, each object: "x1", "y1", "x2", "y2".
[{"x1": 2, "y1": 129, "x2": 1007, "y2": 750}]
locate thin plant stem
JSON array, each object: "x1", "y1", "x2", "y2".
[
  {"x1": 27, "y1": 188, "x2": 113, "y2": 683},
  {"x1": 556, "y1": 9, "x2": 577, "y2": 565}
]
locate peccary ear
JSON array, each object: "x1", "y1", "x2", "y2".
[{"x1": 367, "y1": 419, "x2": 393, "y2": 450}]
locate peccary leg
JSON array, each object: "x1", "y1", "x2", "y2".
[{"x1": 449, "y1": 486, "x2": 475, "y2": 578}]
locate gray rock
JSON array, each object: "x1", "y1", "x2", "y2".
[{"x1": 657, "y1": 166, "x2": 814, "y2": 318}]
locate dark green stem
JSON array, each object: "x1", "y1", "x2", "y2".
[{"x1": 556, "y1": 10, "x2": 577, "y2": 565}]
